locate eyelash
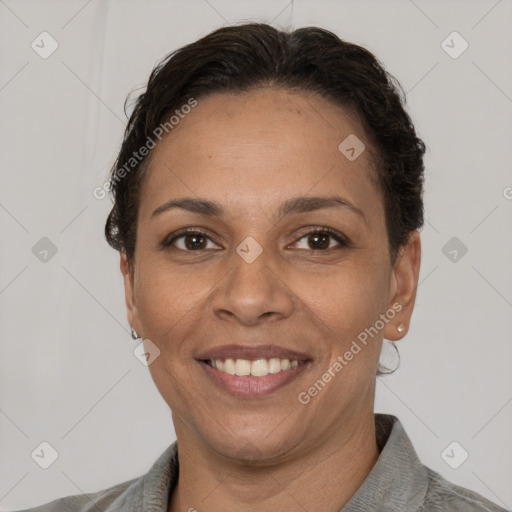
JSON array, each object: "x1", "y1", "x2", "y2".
[{"x1": 161, "y1": 226, "x2": 350, "y2": 252}]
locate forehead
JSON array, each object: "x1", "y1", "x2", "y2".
[{"x1": 139, "y1": 88, "x2": 382, "y2": 221}]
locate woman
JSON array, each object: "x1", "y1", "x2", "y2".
[{"x1": 16, "y1": 22, "x2": 508, "y2": 512}]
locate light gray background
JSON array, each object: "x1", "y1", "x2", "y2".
[{"x1": 1, "y1": 0, "x2": 511, "y2": 510}]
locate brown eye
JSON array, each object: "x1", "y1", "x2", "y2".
[
  {"x1": 162, "y1": 229, "x2": 221, "y2": 251},
  {"x1": 182, "y1": 233, "x2": 208, "y2": 250},
  {"x1": 307, "y1": 232, "x2": 330, "y2": 250},
  {"x1": 292, "y1": 228, "x2": 349, "y2": 251}
]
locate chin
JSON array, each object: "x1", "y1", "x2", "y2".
[{"x1": 206, "y1": 425, "x2": 300, "y2": 465}]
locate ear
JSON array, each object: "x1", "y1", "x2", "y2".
[
  {"x1": 120, "y1": 251, "x2": 141, "y2": 336},
  {"x1": 383, "y1": 230, "x2": 421, "y2": 341}
]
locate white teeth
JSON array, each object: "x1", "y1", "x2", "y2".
[
  {"x1": 251, "y1": 359, "x2": 268, "y2": 377},
  {"x1": 223, "y1": 358, "x2": 236, "y2": 375},
  {"x1": 268, "y1": 358, "x2": 281, "y2": 373},
  {"x1": 234, "y1": 359, "x2": 251, "y2": 376},
  {"x1": 208, "y1": 357, "x2": 301, "y2": 377}
]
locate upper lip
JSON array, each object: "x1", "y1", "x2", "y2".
[{"x1": 195, "y1": 344, "x2": 312, "y2": 362}]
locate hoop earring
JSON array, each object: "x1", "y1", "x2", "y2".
[
  {"x1": 377, "y1": 339, "x2": 401, "y2": 375},
  {"x1": 131, "y1": 327, "x2": 141, "y2": 340}
]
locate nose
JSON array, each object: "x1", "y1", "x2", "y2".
[{"x1": 211, "y1": 244, "x2": 295, "y2": 326}]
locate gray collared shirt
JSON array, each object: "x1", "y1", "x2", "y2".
[{"x1": 14, "y1": 414, "x2": 509, "y2": 512}]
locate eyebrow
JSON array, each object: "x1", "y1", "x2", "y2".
[{"x1": 151, "y1": 195, "x2": 367, "y2": 225}]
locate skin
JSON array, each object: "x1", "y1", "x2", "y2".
[{"x1": 120, "y1": 88, "x2": 421, "y2": 512}]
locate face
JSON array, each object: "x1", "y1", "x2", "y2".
[{"x1": 121, "y1": 88, "x2": 420, "y2": 463}]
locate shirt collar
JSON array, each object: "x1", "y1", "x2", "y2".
[
  {"x1": 341, "y1": 413, "x2": 429, "y2": 512},
  {"x1": 137, "y1": 441, "x2": 178, "y2": 511},
  {"x1": 137, "y1": 413, "x2": 428, "y2": 512}
]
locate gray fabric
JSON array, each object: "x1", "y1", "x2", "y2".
[{"x1": 12, "y1": 414, "x2": 509, "y2": 512}]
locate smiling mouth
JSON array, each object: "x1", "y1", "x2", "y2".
[
  {"x1": 195, "y1": 344, "x2": 313, "y2": 395},
  {"x1": 198, "y1": 355, "x2": 312, "y2": 396},
  {"x1": 202, "y1": 357, "x2": 306, "y2": 377}
]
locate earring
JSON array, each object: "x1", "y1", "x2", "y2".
[
  {"x1": 131, "y1": 327, "x2": 141, "y2": 340},
  {"x1": 396, "y1": 323, "x2": 405, "y2": 334}
]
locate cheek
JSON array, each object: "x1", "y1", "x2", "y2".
[
  {"x1": 298, "y1": 263, "x2": 388, "y2": 386},
  {"x1": 134, "y1": 258, "x2": 217, "y2": 348},
  {"x1": 299, "y1": 261, "x2": 387, "y2": 335},
  {"x1": 133, "y1": 261, "x2": 206, "y2": 406}
]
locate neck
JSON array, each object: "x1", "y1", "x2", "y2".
[{"x1": 168, "y1": 411, "x2": 379, "y2": 512}]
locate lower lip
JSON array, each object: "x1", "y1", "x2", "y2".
[{"x1": 198, "y1": 360, "x2": 310, "y2": 396}]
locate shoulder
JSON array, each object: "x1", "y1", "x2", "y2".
[
  {"x1": 420, "y1": 467, "x2": 510, "y2": 512},
  {"x1": 9, "y1": 442, "x2": 178, "y2": 512},
  {"x1": 370, "y1": 414, "x2": 509, "y2": 512},
  {"x1": 10, "y1": 476, "x2": 140, "y2": 512}
]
